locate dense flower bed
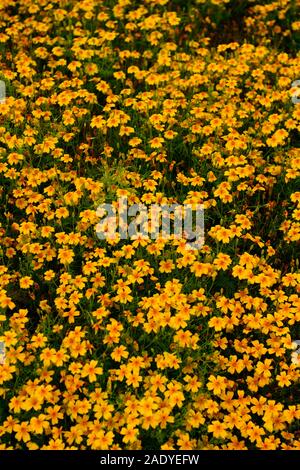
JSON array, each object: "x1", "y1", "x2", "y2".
[{"x1": 0, "y1": 0, "x2": 299, "y2": 450}]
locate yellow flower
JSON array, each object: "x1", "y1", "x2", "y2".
[
  {"x1": 276, "y1": 371, "x2": 292, "y2": 387},
  {"x1": 19, "y1": 276, "x2": 34, "y2": 289},
  {"x1": 213, "y1": 253, "x2": 232, "y2": 270},
  {"x1": 29, "y1": 414, "x2": 49, "y2": 434},
  {"x1": 111, "y1": 345, "x2": 129, "y2": 362},
  {"x1": 58, "y1": 248, "x2": 74, "y2": 265},
  {"x1": 207, "y1": 420, "x2": 228, "y2": 440},
  {"x1": 13, "y1": 422, "x2": 31, "y2": 443},
  {"x1": 159, "y1": 259, "x2": 175, "y2": 273},
  {"x1": 81, "y1": 360, "x2": 103, "y2": 383},
  {"x1": 120, "y1": 426, "x2": 138, "y2": 444},
  {"x1": 207, "y1": 375, "x2": 227, "y2": 395}
]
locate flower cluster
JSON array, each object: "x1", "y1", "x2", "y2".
[{"x1": 0, "y1": 0, "x2": 299, "y2": 450}]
